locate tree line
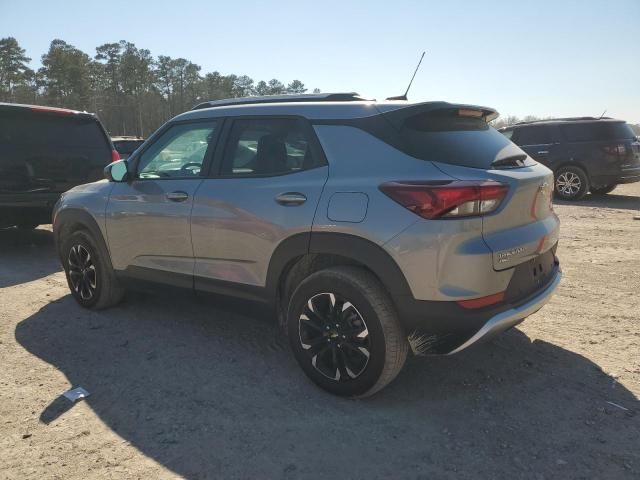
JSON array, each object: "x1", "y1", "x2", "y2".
[
  {"x1": 2, "y1": 37, "x2": 638, "y2": 137},
  {"x1": 0, "y1": 37, "x2": 319, "y2": 137}
]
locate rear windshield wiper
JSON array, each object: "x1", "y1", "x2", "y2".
[{"x1": 491, "y1": 154, "x2": 529, "y2": 169}]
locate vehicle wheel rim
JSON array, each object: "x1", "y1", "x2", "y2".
[
  {"x1": 556, "y1": 171, "x2": 581, "y2": 196},
  {"x1": 299, "y1": 292, "x2": 370, "y2": 381},
  {"x1": 68, "y1": 245, "x2": 97, "y2": 300}
]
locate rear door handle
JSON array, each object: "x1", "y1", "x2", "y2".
[
  {"x1": 537, "y1": 150, "x2": 549, "y2": 155},
  {"x1": 166, "y1": 191, "x2": 189, "y2": 202},
  {"x1": 275, "y1": 192, "x2": 307, "y2": 206}
]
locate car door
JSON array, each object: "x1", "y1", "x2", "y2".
[
  {"x1": 513, "y1": 125, "x2": 563, "y2": 168},
  {"x1": 106, "y1": 120, "x2": 220, "y2": 287},
  {"x1": 191, "y1": 117, "x2": 328, "y2": 295}
]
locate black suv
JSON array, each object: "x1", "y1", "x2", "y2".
[
  {"x1": 0, "y1": 103, "x2": 117, "y2": 229},
  {"x1": 500, "y1": 118, "x2": 640, "y2": 200}
]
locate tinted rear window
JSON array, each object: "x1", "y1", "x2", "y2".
[
  {"x1": 0, "y1": 113, "x2": 109, "y2": 150},
  {"x1": 398, "y1": 111, "x2": 527, "y2": 169},
  {"x1": 561, "y1": 122, "x2": 635, "y2": 142},
  {"x1": 114, "y1": 140, "x2": 144, "y2": 155}
]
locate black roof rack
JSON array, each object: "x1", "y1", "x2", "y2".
[
  {"x1": 513, "y1": 116, "x2": 613, "y2": 126},
  {"x1": 191, "y1": 92, "x2": 374, "y2": 110}
]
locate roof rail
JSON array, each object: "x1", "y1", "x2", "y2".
[
  {"x1": 514, "y1": 116, "x2": 613, "y2": 125},
  {"x1": 191, "y1": 92, "x2": 374, "y2": 110}
]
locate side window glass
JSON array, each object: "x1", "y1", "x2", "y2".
[
  {"x1": 501, "y1": 129, "x2": 514, "y2": 140},
  {"x1": 222, "y1": 118, "x2": 317, "y2": 176},
  {"x1": 516, "y1": 126, "x2": 551, "y2": 146},
  {"x1": 137, "y1": 121, "x2": 217, "y2": 179}
]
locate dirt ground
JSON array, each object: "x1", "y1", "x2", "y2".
[{"x1": 1, "y1": 184, "x2": 639, "y2": 480}]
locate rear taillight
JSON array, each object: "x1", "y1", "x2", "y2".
[
  {"x1": 379, "y1": 180, "x2": 509, "y2": 219},
  {"x1": 111, "y1": 149, "x2": 121, "y2": 163},
  {"x1": 603, "y1": 144, "x2": 626, "y2": 155}
]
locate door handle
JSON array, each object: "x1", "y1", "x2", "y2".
[
  {"x1": 537, "y1": 150, "x2": 549, "y2": 155},
  {"x1": 275, "y1": 192, "x2": 307, "y2": 206},
  {"x1": 166, "y1": 191, "x2": 189, "y2": 202}
]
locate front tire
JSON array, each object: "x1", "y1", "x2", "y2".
[
  {"x1": 554, "y1": 166, "x2": 589, "y2": 200},
  {"x1": 62, "y1": 230, "x2": 124, "y2": 309},
  {"x1": 590, "y1": 184, "x2": 617, "y2": 195},
  {"x1": 287, "y1": 266, "x2": 408, "y2": 398}
]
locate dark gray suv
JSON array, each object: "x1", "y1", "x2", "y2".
[
  {"x1": 500, "y1": 117, "x2": 640, "y2": 200},
  {"x1": 53, "y1": 93, "x2": 561, "y2": 397}
]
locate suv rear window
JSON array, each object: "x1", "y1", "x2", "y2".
[
  {"x1": 0, "y1": 113, "x2": 109, "y2": 149},
  {"x1": 561, "y1": 122, "x2": 635, "y2": 142},
  {"x1": 397, "y1": 110, "x2": 527, "y2": 169},
  {"x1": 114, "y1": 140, "x2": 144, "y2": 155}
]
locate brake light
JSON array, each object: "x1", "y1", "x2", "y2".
[
  {"x1": 379, "y1": 180, "x2": 509, "y2": 219},
  {"x1": 30, "y1": 106, "x2": 75, "y2": 116},
  {"x1": 603, "y1": 144, "x2": 626, "y2": 155},
  {"x1": 458, "y1": 291, "x2": 505, "y2": 309},
  {"x1": 111, "y1": 149, "x2": 121, "y2": 163}
]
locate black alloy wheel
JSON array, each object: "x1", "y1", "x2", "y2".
[
  {"x1": 298, "y1": 292, "x2": 371, "y2": 381},
  {"x1": 67, "y1": 244, "x2": 97, "y2": 301}
]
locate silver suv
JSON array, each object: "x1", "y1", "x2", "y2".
[{"x1": 53, "y1": 93, "x2": 561, "y2": 397}]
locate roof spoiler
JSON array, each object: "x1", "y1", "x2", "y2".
[{"x1": 378, "y1": 101, "x2": 499, "y2": 129}]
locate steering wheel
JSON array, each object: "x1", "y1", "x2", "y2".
[{"x1": 180, "y1": 162, "x2": 201, "y2": 176}]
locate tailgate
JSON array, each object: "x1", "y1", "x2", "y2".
[{"x1": 481, "y1": 165, "x2": 559, "y2": 270}]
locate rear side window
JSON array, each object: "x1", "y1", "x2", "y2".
[
  {"x1": 222, "y1": 118, "x2": 320, "y2": 176},
  {"x1": 514, "y1": 126, "x2": 553, "y2": 145},
  {"x1": 0, "y1": 113, "x2": 109, "y2": 150},
  {"x1": 397, "y1": 110, "x2": 525, "y2": 169},
  {"x1": 561, "y1": 122, "x2": 636, "y2": 142}
]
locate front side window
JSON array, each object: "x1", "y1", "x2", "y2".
[
  {"x1": 222, "y1": 118, "x2": 318, "y2": 176},
  {"x1": 515, "y1": 126, "x2": 552, "y2": 146},
  {"x1": 137, "y1": 121, "x2": 218, "y2": 179}
]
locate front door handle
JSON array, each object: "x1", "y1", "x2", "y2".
[
  {"x1": 275, "y1": 192, "x2": 307, "y2": 206},
  {"x1": 537, "y1": 150, "x2": 549, "y2": 155},
  {"x1": 166, "y1": 191, "x2": 189, "y2": 202}
]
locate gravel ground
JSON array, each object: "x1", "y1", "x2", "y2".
[{"x1": 1, "y1": 184, "x2": 639, "y2": 480}]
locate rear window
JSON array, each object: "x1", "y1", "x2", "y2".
[
  {"x1": 398, "y1": 110, "x2": 529, "y2": 169},
  {"x1": 561, "y1": 122, "x2": 635, "y2": 142},
  {"x1": 0, "y1": 112, "x2": 109, "y2": 150},
  {"x1": 114, "y1": 140, "x2": 144, "y2": 155}
]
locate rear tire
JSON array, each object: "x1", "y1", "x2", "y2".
[
  {"x1": 554, "y1": 166, "x2": 589, "y2": 200},
  {"x1": 61, "y1": 230, "x2": 124, "y2": 309},
  {"x1": 287, "y1": 266, "x2": 408, "y2": 398},
  {"x1": 590, "y1": 184, "x2": 617, "y2": 195}
]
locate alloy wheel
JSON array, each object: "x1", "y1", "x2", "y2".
[
  {"x1": 298, "y1": 292, "x2": 370, "y2": 381},
  {"x1": 556, "y1": 171, "x2": 582, "y2": 196},
  {"x1": 68, "y1": 245, "x2": 97, "y2": 300}
]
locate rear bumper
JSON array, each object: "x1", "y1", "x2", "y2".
[
  {"x1": 447, "y1": 269, "x2": 561, "y2": 354},
  {"x1": 592, "y1": 168, "x2": 640, "y2": 186}
]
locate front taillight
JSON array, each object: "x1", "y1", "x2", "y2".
[
  {"x1": 603, "y1": 144, "x2": 626, "y2": 156},
  {"x1": 379, "y1": 180, "x2": 509, "y2": 219},
  {"x1": 111, "y1": 149, "x2": 121, "y2": 163}
]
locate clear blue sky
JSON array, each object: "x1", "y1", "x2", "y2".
[{"x1": 2, "y1": 0, "x2": 639, "y2": 122}]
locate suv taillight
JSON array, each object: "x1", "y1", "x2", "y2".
[
  {"x1": 111, "y1": 149, "x2": 121, "y2": 163},
  {"x1": 603, "y1": 144, "x2": 627, "y2": 156},
  {"x1": 379, "y1": 180, "x2": 509, "y2": 219}
]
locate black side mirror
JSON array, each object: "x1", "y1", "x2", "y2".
[{"x1": 104, "y1": 159, "x2": 129, "y2": 182}]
